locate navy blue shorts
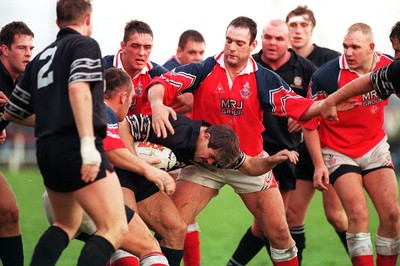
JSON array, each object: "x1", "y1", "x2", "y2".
[
  {"x1": 114, "y1": 167, "x2": 159, "y2": 202},
  {"x1": 264, "y1": 144, "x2": 296, "y2": 191},
  {"x1": 295, "y1": 142, "x2": 315, "y2": 181},
  {"x1": 37, "y1": 133, "x2": 113, "y2": 192}
]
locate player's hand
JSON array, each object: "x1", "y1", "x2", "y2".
[
  {"x1": 321, "y1": 98, "x2": 360, "y2": 121},
  {"x1": 287, "y1": 118, "x2": 302, "y2": 133},
  {"x1": 143, "y1": 166, "x2": 176, "y2": 196},
  {"x1": 0, "y1": 91, "x2": 8, "y2": 107},
  {"x1": 0, "y1": 129, "x2": 6, "y2": 144},
  {"x1": 151, "y1": 101, "x2": 177, "y2": 138},
  {"x1": 313, "y1": 165, "x2": 329, "y2": 191},
  {"x1": 80, "y1": 136, "x2": 101, "y2": 183},
  {"x1": 273, "y1": 149, "x2": 299, "y2": 164}
]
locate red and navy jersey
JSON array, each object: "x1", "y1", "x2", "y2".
[
  {"x1": 163, "y1": 55, "x2": 180, "y2": 71},
  {"x1": 371, "y1": 60, "x2": 400, "y2": 99},
  {"x1": 143, "y1": 51, "x2": 314, "y2": 156},
  {"x1": 6, "y1": 28, "x2": 106, "y2": 139},
  {"x1": 306, "y1": 53, "x2": 393, "y2": 157},
  {"x1": 103, "y1": 105, "x2": 126, "y2": 152},
  {"x1": 253, "y1": 49, "x2": 316, "y2": 150},
  {"x1": 103, "y1": 50, "x2": 168, "y2": 115}
]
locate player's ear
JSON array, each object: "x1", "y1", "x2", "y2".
[
  {"x1": 203, "y1": 132, "x2": 210, "y2": 140},
  {"x1": 0, "y1": 44, "x2": 9, "y2": 56}
]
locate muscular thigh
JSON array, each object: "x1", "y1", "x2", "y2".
[{"x1": 137, "y1": 191, "x2": 184, "y2": 232}]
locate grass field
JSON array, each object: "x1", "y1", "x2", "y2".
[{"x1": 5, "y1": 166, "x2": 389, "y2": 266}]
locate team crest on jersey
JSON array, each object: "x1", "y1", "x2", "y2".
[
  {"x1": 293, "y1": 76, "x2": 303, "y2": 87},
  {"x1": 135, "y1": 82, "x2": 143, "y2": 96},
  {"x1": 240, "y1": 82, "x2": 252, "y2": 99},
  {"x1": 215, "y1": 82, "x2": 225, "y2": 93}
]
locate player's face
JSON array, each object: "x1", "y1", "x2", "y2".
[
  {"x1": 391, "y1": 37, "x2": 400, "y2": 61},
  {"x1": 177, "y1": 40, "x2": 205, "y2": 65},
  {"x1": 224, "y1": 26, "x2": 257, "y2": 69},
  {"x1": 1, "y1": 34, "x2": 34, "y2": 75},
  {"x1": 121, "y1": 33, "x2": 153, "y2": 75},
  {"x1": 261, "y1": 24, "x2": 291, "y2": 62},
  {"x1": 288, "y1": 15, "x2": 313, "y2": 50},
  {"x1": 194, "y1": 137, "x2": 219, "y2": 165},
  {"x1": 343, "y1": 30, "x2": 374, "y2": 74}
]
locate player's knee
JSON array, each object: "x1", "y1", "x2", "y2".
[{"x1": 0, "y1": 204, "x2": 19, "y2": 226}]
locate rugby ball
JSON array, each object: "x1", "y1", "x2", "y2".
[{"x1": 134, "y1": 141, "x2": 177, "y2": 171}]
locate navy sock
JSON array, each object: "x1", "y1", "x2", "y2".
[
  {"x1": 290, "y1": 225, "x2": 306, "y2": 266},
  {"x1": 30, "y1": 226, "x2": 69, "y2": 266},
  {"x1": 227, "y1": 227, "x2": 264, "y2": 265},
  {"x1": 77, "y1": 235, "x2": 115, "y2": 266},
  {"x1": 161, "y1": 246, "x2": 184, "y2": 266},
  {"x1": 0, "y1": 235, "x2": 24, "y2": 266},
  {"x1": 336, "y1": 231, "x2": 349, "y2": 255}
]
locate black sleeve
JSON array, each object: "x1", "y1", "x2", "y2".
[
  {"x1": 371, "y1": 60, "x2": 400, "y2": 100},
  {"x1": 125, "y1": 114, "x2": 152, "y2": 141}
]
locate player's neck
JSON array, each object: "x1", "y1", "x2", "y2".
[{"x1": 293, "y1": 42, "x2": 314, "y2": 58}]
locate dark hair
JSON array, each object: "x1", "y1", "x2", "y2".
[
  {"x1": 390, "y1": 21, "x2": 400, "y2": 42},
  {"x1": 206, "y1": 124, "x2": 241, "y2": 168},
  {"x1": 123, "y1": 20, "x2": 153, "y2": 43},
  {"x1": 285, "y1": 5, "x2": 316, "y2": 28},
  {"x1": 0, "y1": 21, "x2": 34, "y2": 51},
  {"x1": 227, "y1": 16, "x2": 258, "y2": 44},
  {"x1": 178, "y1": 29, "x2": 205, "y2": 50},
  {"x1": 104, "y1": 68, "x2": 132, "y2": 99},
  {"x1": 56, "y1": 0, "x2": 92, "y2": 28}
]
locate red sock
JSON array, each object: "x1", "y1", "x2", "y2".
[
  {"x1": 183, "y1": 231, "x2": 201, "y2": 266},
  {"x1": 376, "y1": 254, "x2": 398, "y2": 266},
  {"x1": 273, "y1": 256, "x2": 298, "y2": 266},
  {"x1": 111, "y1": 256, "x2": 139, "y2": 266},
  {"x1": 351, "y1": 255, "x2": 374, "y2": 266}
]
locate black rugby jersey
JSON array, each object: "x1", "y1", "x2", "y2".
[
  {"x1": 126, "y1": 114, "x2": 245, "y2": 170},
  {"x1": 252, "y1": 49, "x2": 316, "y2": 150},
  {"x1": 6, "y1": 28, "x2": 106, "y2": 138}
]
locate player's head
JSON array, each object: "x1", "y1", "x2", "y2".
[
  {"x1": 260, "y1": 20, "x2": 291, "y2": 63},
  {"x1": 389, "y1": 21, "x2": 400, "y2": 60},
  {"x1": 104, "y1": 67, "x2": 134, "y2": 121},
  {"x1": 0, "y1": 21, "x2": 34, "y2": 76},
  {"x1": 120, "y1": 20, "x2": 153, "y2": 74},
  {"x1": 224, "y1": 16, "x2": 258, "y2": 68},
  {"x1": 343, "y1": 22, "x2": 374, "y2": 73},
  {"x1": 286, "y1": 5, "x2": 316, "y2": 51},
  {"x1": 56, "y1": 0, "x2": 93, "y2": 35},
  {"x1": 195, "y1": 124, "x2": 241, "y2": 168},
  {"x1": 176, "y1": 29, "x2": 206, "y2": 65}
]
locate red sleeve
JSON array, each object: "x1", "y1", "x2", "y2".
[{"x1": 103, "y1": 124, "x2": 126, "y2": 152}]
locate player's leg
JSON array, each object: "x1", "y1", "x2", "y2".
[
  {"x1": 74, "y1": 170, "x2": 128, "y2": 265},
  {"x1": 226, "y1": 218, "x2": 265, "y2": 266},
  {"x1": 170, "y1": 169, "x2": 202, "y2": 266},
  {"x1": 0, "y1": 172, "x2": 23, "y2": 266},
  {"x1": 137, "y1": 191, "x2": 187, "y2": 266},
  {"x1": 240, "y1": 188, "x2": 298, "y2": 266},
  {"x1": 363, "y1": 168, "x2": 400, "y2": 266},
  {"x1": 285, "y1": 179, "x2": 316, "y2": 265},
  {"x1": 333, "y1": 171, "x2": 372, "y2": 266},
  {"x1": 321, "y1": 184, "x2": 349, "y2": 253},
  {"x1": 30, "y1": 189, "x2": 81, "y2": 265}
]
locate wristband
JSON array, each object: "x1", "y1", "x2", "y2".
[{"x1": 80, "y1": 136, "x2": 101, "y2": 166}]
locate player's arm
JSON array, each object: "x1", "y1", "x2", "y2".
[
  {"x1": 105, "y1": 147, "x2": 175, "y2": 196},
  {"x1": 69, "y1": 81, "x2": 101, "y2": 183},
  {"x1": 238, "y1": 149, "x2": 299, "y2": 176},
  {"x1": 147, "y1": 83, "x2": 177, "y2": 138},
  {"x1": 302, "y1": 126, "x2": 329, "y2": 191},
  {"x1": 322, "y1": 74, "x2": 372, "y2": 121}
]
